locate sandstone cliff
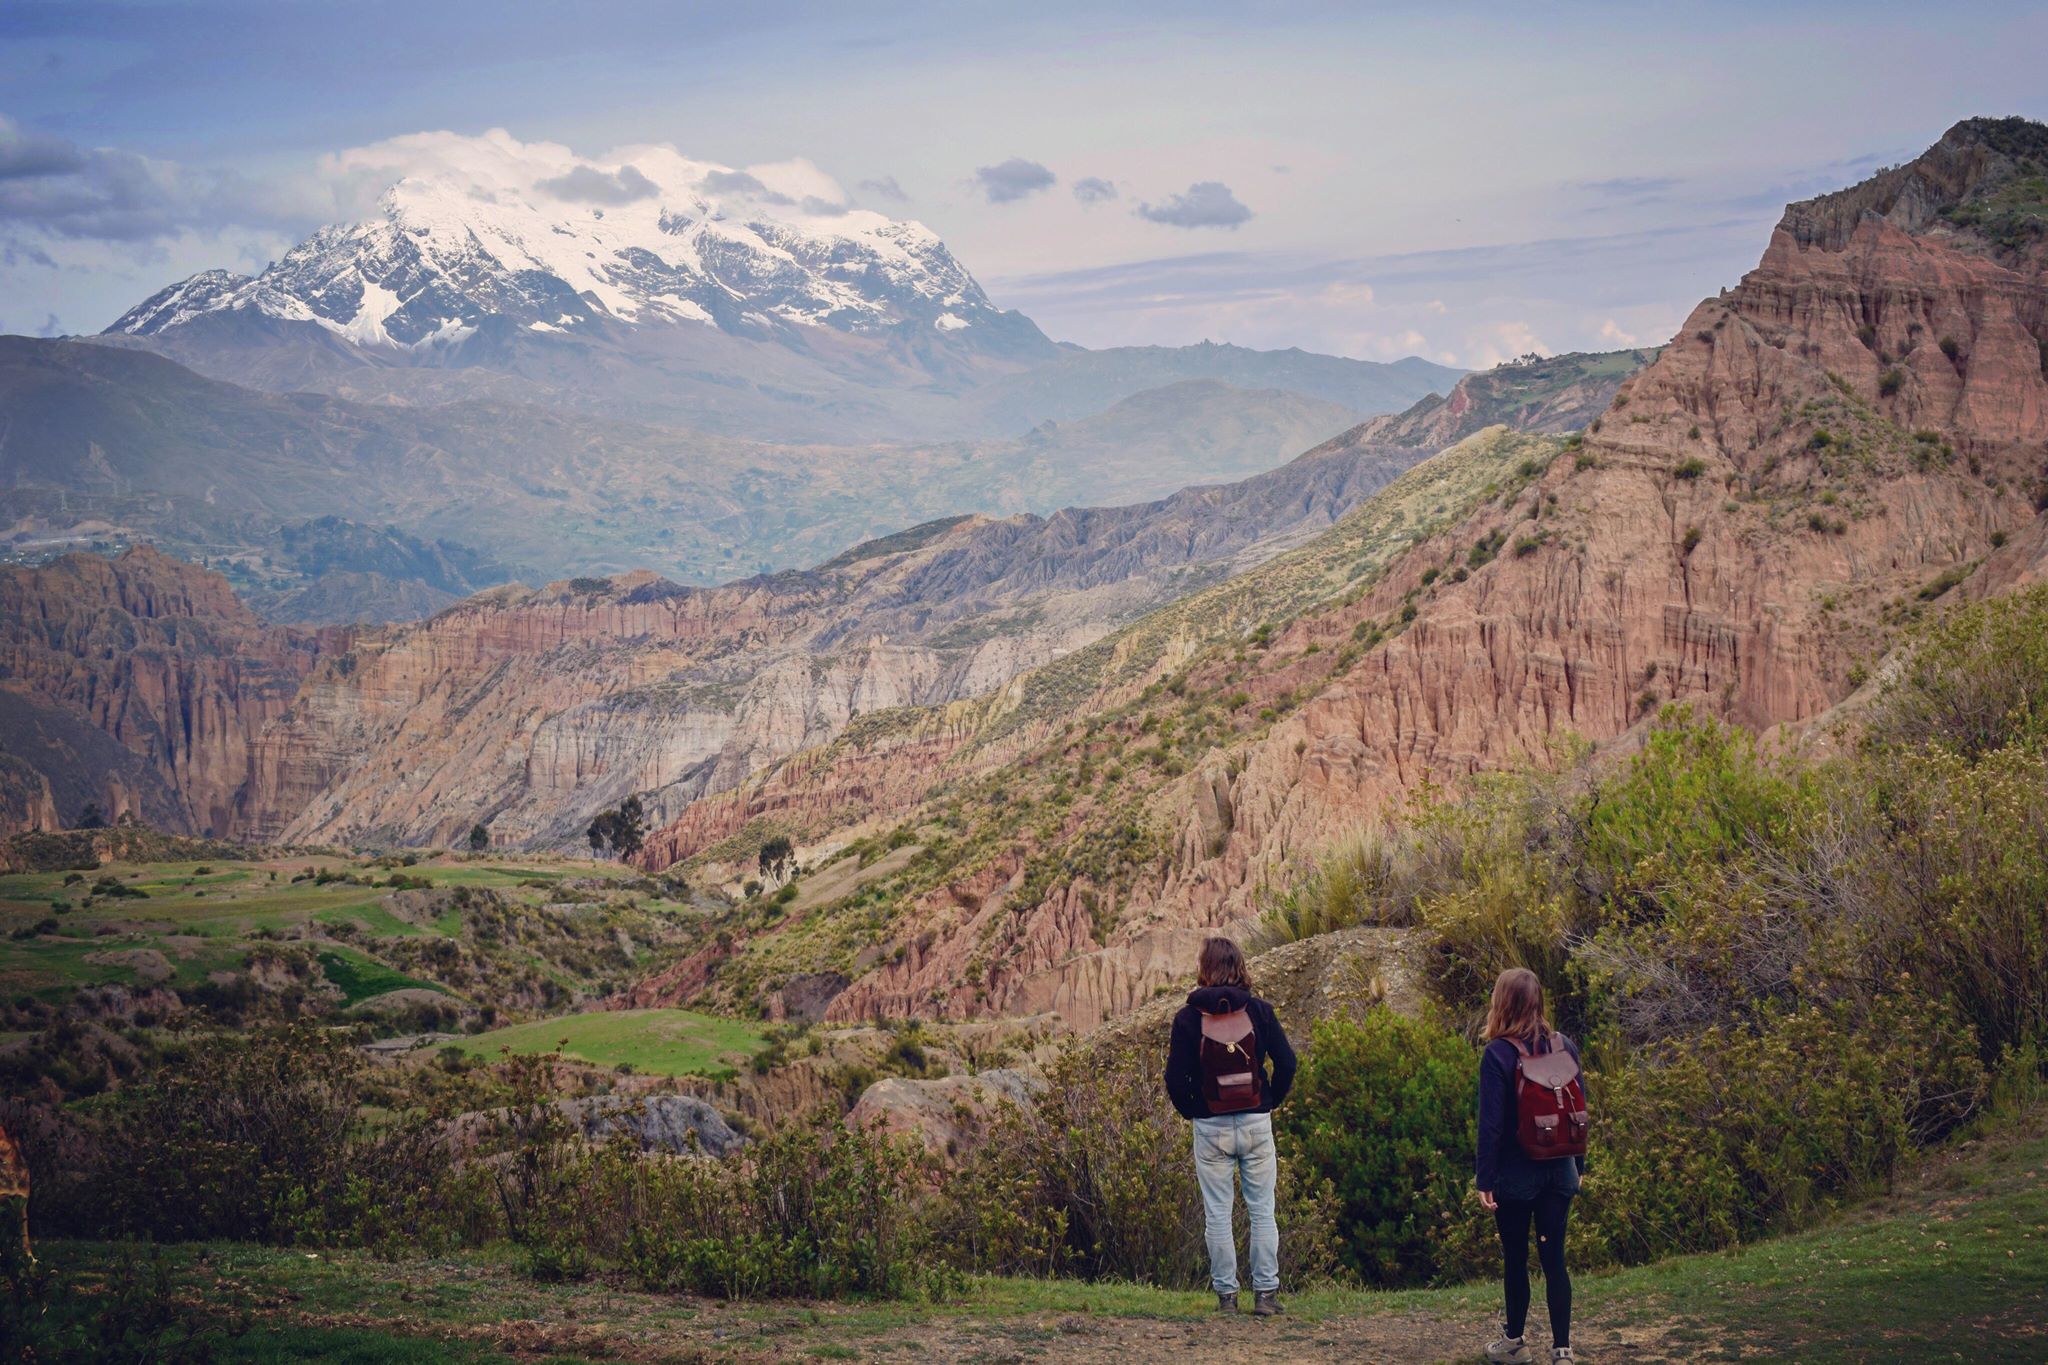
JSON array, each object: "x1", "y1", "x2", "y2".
[{"x1": 0, "y1": 547, "x2": 333, "y2": 837}]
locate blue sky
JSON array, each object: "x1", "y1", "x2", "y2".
[{"x1": 3, "y1": 0, "x2": 2044, "y2": 364}]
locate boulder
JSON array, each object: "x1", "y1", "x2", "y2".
[{"x1": 847, "y1": 1068, "x2": 1042, "y2": 1159}]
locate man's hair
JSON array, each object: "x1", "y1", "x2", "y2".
[
  {"x1": 1484, "y1": 967, "x2": 1547, "y2": 1041},
  {"x1": 1197, "y1": 936, "x2": 1252, "y2": 991}
]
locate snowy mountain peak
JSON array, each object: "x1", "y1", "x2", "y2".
[{"x1": 109, "y1": 134, "x2": 1017, "y2": 353}]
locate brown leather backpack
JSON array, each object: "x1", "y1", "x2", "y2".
[
  {"x1": 1509, "y1": 1032, "x2": 1589, "y2": 1159},
  {"x1": 1199, "y1": 1009, "x2": 1263, "y2": 1113}
]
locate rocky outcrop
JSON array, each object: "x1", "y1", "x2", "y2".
[
  {"x1": 847, "y1": 1069, "x2": 1041, "y2": 1159},
  {"x1": 0, "y1": 546, "x2": 335, "y2": 837},
  {"x1": 562, "y1": 1094, "x2": 744, "y2": 1158},
  {"x1": 1116, "y1": 120, "x2": 2047, "y2": 936}
]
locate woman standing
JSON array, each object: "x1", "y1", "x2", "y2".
[
  {"x1": 1163, "y1": 936, "x2": 1297, "y2": 1316},
  {"x1": 1475, "y1": 967, "x2": 1581, "y2": 1363}
]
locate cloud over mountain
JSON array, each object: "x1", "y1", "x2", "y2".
[
  {"x1": 537, "y1": 163, "x2": 659, "y2": 203},
  {"x1": 1072, "y1": 177, "x2": 1118, "y2": 204},
  {"x1": 975, "y1": 157, "x2": 1055, "y2": 204}
]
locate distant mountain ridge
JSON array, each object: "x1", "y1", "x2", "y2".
[{"x1": 0, "y1": 338, "x2": 1605, "y2": 842}]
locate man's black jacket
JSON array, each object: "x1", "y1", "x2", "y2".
[{"x1": 1163, "y1": 984, "x2": 1297, "y2": 1119}]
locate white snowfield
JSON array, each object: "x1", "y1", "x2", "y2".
[{"x1": 112, "y1": 132, "x2": 996, "y2": 350}]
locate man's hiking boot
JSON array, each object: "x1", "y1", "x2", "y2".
[
  {"x1": 1253, "y1": 1290, "x2": 1284, "y2": 1316},
  {"x1": 1216, "y1": 1291, "x2": 1238, "y2": 1313},
  {"x1": 1485, "y1": 1330, "x2": 1532, "y2": 1363}
]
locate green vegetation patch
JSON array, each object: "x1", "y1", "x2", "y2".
[
  {"x1": 316, "y1": 948, "x2": 445, "y2": 1005},
  {"x1": 454, "y1": 1007, "x2": 768, "y2": 1078}
]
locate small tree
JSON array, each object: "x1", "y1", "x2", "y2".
[
  {"x1": 759, "y1": 834, "x2": 795, "y2": 881},
  {"x1": 611, "y1": 796, "x2": 646, "y2": 861},
  {"x1": 585, "y1": 797, "x2": 647, "y2": 861},
  {"x1": 74, "y1": 802, "x2": 108, "y2": 831},
  {"x1": 468, "y1": 823, "x2": 491, "y2": 852}
]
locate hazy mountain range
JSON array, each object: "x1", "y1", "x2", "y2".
[{"x1": 3, "y1": 147, "x2": 1461, "y2": 619}]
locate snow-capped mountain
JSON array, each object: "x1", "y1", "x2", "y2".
[{"x1": 110, "y1": 137, "x2": 1033, "y2": 354}]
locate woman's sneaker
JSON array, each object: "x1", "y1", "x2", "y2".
[
  {"x1": 1485, "y1": 1329, "x2": 1532, "y2": 1363},
  {"x1": 1551, "y1": 1350, "x2": 1574, "y2": 1362}
]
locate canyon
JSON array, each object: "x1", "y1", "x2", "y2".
[
  {"x1": 0, "y1": 349, "x2": 1636, "y2": 844},
  {"x1": 618, "y1": 116, "x2": 2048, "y2": 1032}
]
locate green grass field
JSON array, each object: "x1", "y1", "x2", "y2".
[
  {"x1": 28, "y1": 1112, "x2": 2048, "y2": 1362},
  {"x1": 315, "y1": 947, "x2": 445, "y2": 1005},
  {"x1": 0, "y1": 851, "x2": 681, "y2": 1008},
  {"x1": 452, "y1": 1007, "x2": 769, "y2": 1078}
]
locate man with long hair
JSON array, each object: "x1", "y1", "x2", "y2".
[{"x1": 1163, "y1": 936, "x2": 1297, "y2": 1316}]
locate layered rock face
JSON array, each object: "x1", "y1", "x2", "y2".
[
  {"x1": 629, "y1": 118, "x2": 2048, "y2": 1032},
  {"x1": 240, "y1": 415, "x2": 1451, "y2": 847},
  {"x1": 0, "y1": 547, "x2": 333, "y2": 836}
]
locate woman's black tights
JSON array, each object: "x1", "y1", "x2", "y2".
[{"x1": 1495, "y1": 1191, "x2": 1572, "y2": 1348}]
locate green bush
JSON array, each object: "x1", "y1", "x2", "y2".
[
  {"x1": 942, "y1": 1038, "x2": 1341, "y2": 1288},
  {"x1": 619, "y1": 1109, "x2": 953, "y2": 1300},
  {"x1": 1866, "y1": 585, "x2": 2048, "y2": 759},
  {"x1": 1276, "y1": 1009, "x2": 1482, "y2": 1285},
  {"x1": 1576, "y1": 995, "x2": 1982, "y2": 1266}
]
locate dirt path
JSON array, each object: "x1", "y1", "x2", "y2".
[{"x1": 250, "y1": 1297, "x2": 1696, "y2": 1364}]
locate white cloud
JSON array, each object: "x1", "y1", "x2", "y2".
[
  {"x1": 1598, "y1": 317, "x2": 1638, "y2": 345},
  {"x1": 1463, "y1": 320, "x2": 1550, "y2": 369}
]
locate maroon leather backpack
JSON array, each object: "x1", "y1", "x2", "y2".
[
  {"x1": 1509, "y1": 1032, "x2": 1589, "y2": 1159},
  {"x1": 1199, "y1": 1009, "x2": 1263, "y2": 1113}
]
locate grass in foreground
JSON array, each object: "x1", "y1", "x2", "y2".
[
  {"x1": 453, "y1": 1007, "x2": 770, "y2": 1078},
  {"x1": 32, "y1": 1112, "x2": 2048, "y2": 1362}
]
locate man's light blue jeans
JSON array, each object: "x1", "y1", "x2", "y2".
[{"x1": 1191, "y1": 1112, "x2": 1279, "y2": 1294}]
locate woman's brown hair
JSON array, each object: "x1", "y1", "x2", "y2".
[
  {"x1": 1197, "y1": 936, "x2": 1252, "y2": 991},
  {"x1": 1484, "y1": 967, "x2": 1547, "y2": 1042}
]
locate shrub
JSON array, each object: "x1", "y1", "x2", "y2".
[
  {"x1": 1575, "y1": 996, "x2": 1983, "y2": 1266},
  {"x1": 620, "y1": 1109, "x2": 951, "y2": 1301},
  {"x1": 1262, "y1": 832, "x2": 1410, "y2": 944},
  {"x1": 1276, "y1": 1010, "x2": 1482, "y2": 1285},
  {"x1": 1674, "y1": 457, "x2": 1707, "y2": 480},
  {"x1": 1866, "y1": 585, "x2": 2048, "y2": 759},
  {"x1": 943, "y1": 1040, "x2": 1340, "y2": 1289},
  {"x1": 1939, "y1": 335, "x2": 1962, "y2": 363}
]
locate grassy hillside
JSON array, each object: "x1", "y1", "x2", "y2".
[
  {"x1": 25, "y1": 1109, "x2": 2046, "y2": 1362},
  {"x1": 0, "y1": 849, "x2": 721, "y2": 1059}
]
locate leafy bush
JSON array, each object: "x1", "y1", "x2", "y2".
[
  {"x1": 1865, "y1": 585, "x2": 2048, "y2": 758},
  {"x1": 1276, "y1": 1010, "x2": 1482, "y2": 1284},
  {"x1": 942, "y1": 1038, "x2": 1340, "y2": 1288},
  {"x1": 1576, "y1": 996, "x2": 1982, "y2": 1265},
  {"x1": 618, "y1": 1109, "x2": 953, "y2": 1300}
]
